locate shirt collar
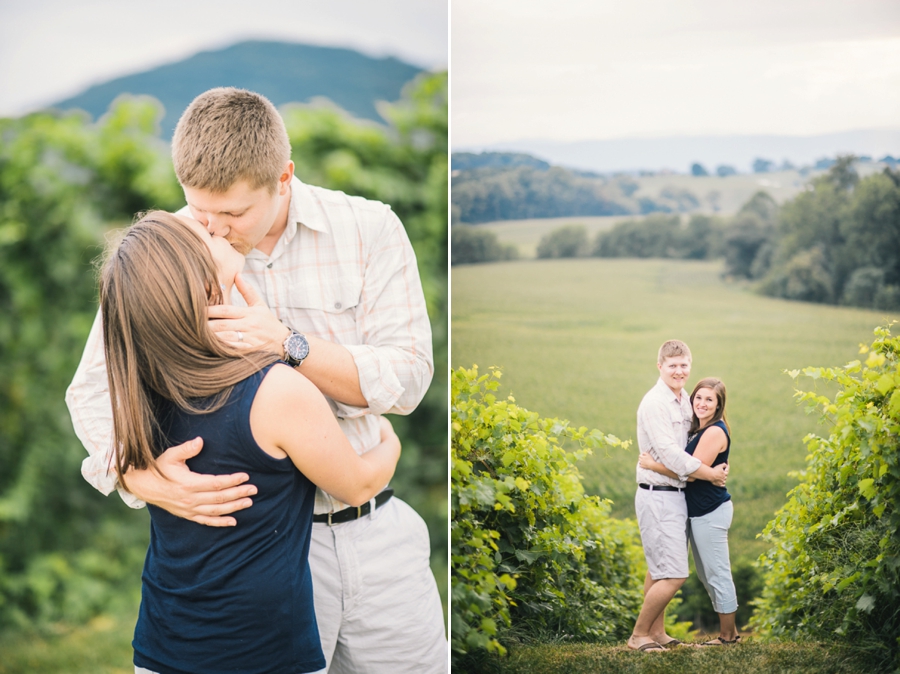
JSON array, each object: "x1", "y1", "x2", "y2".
[
  {"x1": 655, "y1": 377, "x2": 686, "y2": 405},
  {"x1": 284, "y1": 175, "x2": 331, "y2": 243}
]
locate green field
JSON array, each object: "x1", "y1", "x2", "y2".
[{"x1": 451, "y1": 257, "x2": 899, "y2": 561}]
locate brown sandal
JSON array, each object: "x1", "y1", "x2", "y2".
[
  {"x1": 633, "y1": 641, "x2": 666, "y2": 652},
  {"x1": 700, "y1": 635, "x2": 742, "y2": 646}
]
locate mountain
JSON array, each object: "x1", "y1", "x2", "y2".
[
  {"x1": 462, "y1": 130, "x2": 900, "y2": 174},
  {"x1": 50, "y1": 41, "x2": 423, "y2": 138}
]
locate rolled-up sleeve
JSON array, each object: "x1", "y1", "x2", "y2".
[
  {"x1": 335, "y1": 208, "x2": 433, "y2": 417},
  {"x1": 640, "y1": 398, "x2": 702, "y2": 479},
  {"x1": 65, "y1": 311, "x2": 146, "y2": 508}
]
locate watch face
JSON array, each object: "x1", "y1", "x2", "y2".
[{"x1": 287, "y1": 333, "x2": 310, "y2": 362}]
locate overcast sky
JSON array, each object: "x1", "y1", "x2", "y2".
[
  {"x1": 452, "y1": 0, "x2": 900, "y2": 148},
  {"x1": 0, "y1": 0, "x2": 447, "y2": 118}
]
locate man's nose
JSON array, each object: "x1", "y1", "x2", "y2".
[{"x1": 206, "y1": 216, "x2": 228, "y2": 237}]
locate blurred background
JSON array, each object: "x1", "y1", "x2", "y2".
[{"x1": 0, "y1": 2, "x2": 447, "y2": 671}]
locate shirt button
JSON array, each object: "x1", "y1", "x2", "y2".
[
  {"x1": 266, "y1": 263, "x2": 273, "y2": 269},
  {"x1": 334, "y1": 301, "x2": 342, "y2": 309}
]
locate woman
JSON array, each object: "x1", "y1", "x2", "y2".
[
  {"x1": 101, "y1": 211, "x2": 401, "y2": 674},
  {"x1": 639, "y1": 377, "x2": 740, "y2": 646}
]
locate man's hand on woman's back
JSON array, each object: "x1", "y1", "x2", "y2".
[{"x1": 124, "y1": 437, "x2": 257, "y2": 527}]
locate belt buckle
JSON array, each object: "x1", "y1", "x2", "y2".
[{"x1": 327, "y1": 512, "x2": 333, "y2": 526}]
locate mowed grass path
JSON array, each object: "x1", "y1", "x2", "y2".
[{"x1": 452, "y1": 258, "x2": 899, "y2": 560}]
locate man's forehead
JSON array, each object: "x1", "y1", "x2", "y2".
[
  {"x1": 184, "y1": 181, "x2": 262, "y2": 211},
  {"x1": 661, "y1": 356, "x2": 692, "y2": 365}
]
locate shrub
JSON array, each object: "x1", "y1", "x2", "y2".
[
  {"x1": 536, "y1": 225, "x2": 589, "y2": 259},
  {"x1": 452, "y1": 225, "x2": 518, "y2": 265},
  {"x1": 451, "y1": 366, "x2": 644, "y2": 663},
  {"x1": 752, "y1": 325, "x2": 900, "y2": 671}
]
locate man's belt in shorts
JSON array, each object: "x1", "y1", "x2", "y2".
[
  {"x1": 313, "y1": 488, "x2": 394, "y2": 526},
  {"x1": 639, "y1": 483, "x2": 684, "y2": 492}
]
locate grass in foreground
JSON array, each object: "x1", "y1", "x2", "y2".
[
  {"x1": 0, "y1": 608, "x2": 137, "y2": 674},
  {"x1": 457, "y1": 641, "x2": 875, "y2": 674}
]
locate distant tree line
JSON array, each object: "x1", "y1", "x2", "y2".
[
  {"x1": 528, "y1": 214, "x2": 726, "y2": 261},
  {"x1": 451, "y1": 157, "x2": 702, "y2": 224},
  {"x1": 519, "y1": 157, "x2": 900, "y2": 311}
]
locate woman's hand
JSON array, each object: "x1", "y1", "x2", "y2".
[
  {"x1": 638, "y1": 452, "x2": 658, "y2": 471},
  {"x1": 207, "y1": 273, "x2": 290, "y2": 354}
]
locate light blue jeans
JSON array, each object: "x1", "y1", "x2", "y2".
[{"x1": 688, "y1": 499, "x2": 738, "y2": 614}]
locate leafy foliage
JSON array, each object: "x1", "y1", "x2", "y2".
[
  {"x1": 451, "y1": 366, "x2": 644, "y2": 663},
  {"x1": 753, "y1": 325, "x2": 900, "y2": 670},
  {"x1": 0, "y1": 98, "x2": 182, "y2": 629},
  {"x1": 744, "y1": 159, "x2": 900, "y2": 308}
]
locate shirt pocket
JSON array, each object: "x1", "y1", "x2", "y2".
[{"x1": 282, "y1": 276, "x2": 362, "y2": 341}]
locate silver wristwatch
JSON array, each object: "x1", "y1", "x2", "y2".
[{"x1": 282, "y1": 329, "x2": 310, "y2": 367}]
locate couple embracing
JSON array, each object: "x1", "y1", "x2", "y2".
[
  {"x1": 66, "y1": 88, "x2": 447, "y2": 673},
  {"x1": 627, "y1": 340, "x2": 741, "y2": 652}
]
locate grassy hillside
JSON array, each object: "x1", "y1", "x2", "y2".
[
  {"x1": 51, "y1": 41, "x2": 422, "y2": 138},
  {"x1": 451, "y1": 258, "x2": 899, "y2": 561}
]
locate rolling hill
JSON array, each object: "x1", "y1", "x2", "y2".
[{"x1": 50, "y1": 40, "x2": 423, "y2": 137}]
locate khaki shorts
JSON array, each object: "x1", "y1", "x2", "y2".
[{"x1": 635, "y1": 487, "x2": 689, "y2": 580}]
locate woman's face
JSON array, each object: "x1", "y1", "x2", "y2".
[
  {"x1": 693, "y1": 387, "x2": 719, "y2": 426},
  {"x1": 180, "y1": 215, "x2": 245, "y2": 285}
]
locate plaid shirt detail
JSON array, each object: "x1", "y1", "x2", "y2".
[{"x1": 66, "y1": 177, "x2": 434, "y2": 514}]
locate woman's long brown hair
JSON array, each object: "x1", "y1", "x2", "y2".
[
  {"x1": 688, "y1": 377, "x2": 730, "y2": 436},
  {"x1": 100, "y1": 211, "x2": 279, "y2": 488}
]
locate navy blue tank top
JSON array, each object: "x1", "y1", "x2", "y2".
[
  {"x1": 684, "y1": 420, "x2": 731, "y2": 518},
  {"x1": 133, "y1": 363, "x2": 326, "y2": 674}
]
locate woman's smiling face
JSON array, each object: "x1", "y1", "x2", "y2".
[
  {"x1": 692, "y1": 387, "x2": 718, "y2": 426},
  {"x1": 179, "y1": 215, "x2": 245, "y2": 285}
]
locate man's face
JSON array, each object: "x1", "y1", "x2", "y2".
[
  {"x1": 657, "y1": 355, "x2": 692, "y2": 394},
  {"x1": 183, "y1": 178, "x2": 283, "y2": 255}
]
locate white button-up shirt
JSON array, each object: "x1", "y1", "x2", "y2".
[
  {"x1": 635, "y1": 378, "x2": 702, "y2": 488},
  {"x1": 66, "y1": 176, "x2": 434, "y2": 514}
]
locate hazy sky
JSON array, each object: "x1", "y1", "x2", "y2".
[
  {"x1": 452, "y1": 0, "x2": 900, "y2": 148},
  {"x1": 0, "y1": 0, "x2": 447, "y2": 117}
]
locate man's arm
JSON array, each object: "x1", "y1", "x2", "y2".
[
  {"x1": 66, "y1": 312, "x2": 258, "y2": 524},
  {"x1": 640, "y1": 398, "x2": 702, "y2": 478},
  {"x1": 66, "y1": 311, "x2": 138, "y2": 504}
]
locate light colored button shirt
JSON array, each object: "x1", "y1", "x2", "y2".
[
  {"x1": 635, "y1": 378, "x2": 702, "y2": 488},
  {"x1": 66, "y1": 176, "x2": 434, "y2": 514}
]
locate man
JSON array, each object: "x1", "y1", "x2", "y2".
[
  {"x1": 626, "y1": 340, "x2": 727, "y2": 652},
  {"x1": 66, "y1": 88, "x2": 447, "y2": 673}
]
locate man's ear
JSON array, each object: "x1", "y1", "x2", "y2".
[{"x1": 278, "y1": 161, "x2": 295, "y2": 195}]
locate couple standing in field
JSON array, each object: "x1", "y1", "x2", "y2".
[
  {"x1": 627, "y1": 340, "x2": 741, "y2": 652},
  {"x1": 66, "y1": 87, "x2": 447, "y2": 673}
]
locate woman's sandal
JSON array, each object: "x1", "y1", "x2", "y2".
[{"x1": 700, "y1": 635, "x2": 742, "y2": 646}]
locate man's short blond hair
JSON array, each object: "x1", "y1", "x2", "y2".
[
  {"x1": 172, "y1": 88, "x2": 291, "y2": 194},
  {"x1": 658, "y1": 339, "x2": 692, "y2": 365}
]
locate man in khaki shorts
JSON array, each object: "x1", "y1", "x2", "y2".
[{"x1": 627, "y1": 340, "x2": 728, "y2": 652}]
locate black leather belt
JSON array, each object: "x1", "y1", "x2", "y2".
[
  {"x1": 313, "y1": 488, "x2": 394, "y2": 525},
  {"x1": 639, "y1": 483, "x2": 684, "y2": 492}
]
